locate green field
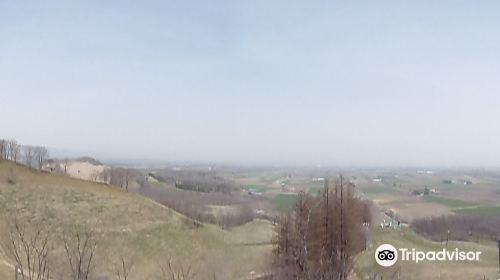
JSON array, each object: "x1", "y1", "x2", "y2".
[
  {"x1": 244, "y1": 184, "x2": 268, "y2": 193},
  {"x1": 453, "y1": 206, "x2": 500, "y2": 217},
  {"x1": 359, "y1": 185, "x2": 399, "y2": 194},
  {"x1": 272, "y1": 193, "x2": 298, "y2": 212},
  {"x1": 423, "y1": 195, "x2": 477, "y2": 209},
  {"x1": 307, "y1": 181, "x2": 325, "y2": 195}
]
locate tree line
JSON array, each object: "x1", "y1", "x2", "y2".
[
  {"x1": 138, "y1": 183, "x2": 255, "y2": 229},
  {"x1": 412, "y1": 214, "x2": 500, "y2": 243},
  {"x1": 153, "y1": 169, "x2": 237, "y2": 194},
  {"x1": 0, "y1": 138, "x2": 49, "y2": 170},
  {"x1": 1, "y1": 138, "x2": 140, "y2": 190}
]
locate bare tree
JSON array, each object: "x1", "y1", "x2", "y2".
[
  {"x1": 157, "y1": 259, "x2": 196, "y2": 280},
  {"x1": 24, "y1": 145, "x2": 35, "y2": 168},
  {"x1": 14, "y1": 145, "x2": 21, "y2": 162},
  {"x1": 272, "y1": 176, "x2": 371, "y2": 280},
  {"x1": 34, "y1": 146, "x2": 49, "y2": 170},
  {"x1": 124, "y1": 169, "x2": 131, "y2": 191},
  {"x1": 101, "y1": 168, "x2": 111, "y2": 184},
  {"x1": 63, "y1": 229, "x2": 97, "y2": 280},
  {"x1": 63, "y1": 158, "x2": 70, "y2": 175},
  {"x1": 0, "y1": 139, "x2": 7, "y2": 159},
  {"x1": 7, "y1": 139, "x2": 20, "y2": 162},
  {"x1": 6, "y1": 217, "x2": 52, "y2": 280},
  {"x1": 109, "y1": 168, "x2": 125, "y2": 188},
  {"x1": 6, "y1": 139, "x2": 13, "y2": 160},
  {"x1": 90, "y1": 170, "x2": 101, "y2": 183},
  {"x1": 114, "y1": 255, "x2": 134, "y2": 280},
  {"x1": 109, "y1": 168, "x2": 139, "y2": 191}
]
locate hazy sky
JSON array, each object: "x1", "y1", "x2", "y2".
[{"x1": 1, "y1": 1, "x2": 500, "y2": 167}]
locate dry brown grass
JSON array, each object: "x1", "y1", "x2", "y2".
[
  {"x1": 0, "y1": 160, "x2": 273, "y2": 280},
  {"x1": 378, "y1": 196, "x2": 453, "y2": 222}
]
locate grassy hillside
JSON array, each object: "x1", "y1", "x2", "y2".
[
  {"x1": 0, "y1": 234, "x2": 13, "y2": 280},
  {"x1": 0, "y1": 160, "x2": 273, "y2": 279}
]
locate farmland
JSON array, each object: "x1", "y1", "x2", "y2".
[
  {"x1": 1, "y1": 159, "x2": 499, "y2": 279},
  {"x1": 271, "y1": 193, "x2": 298, "y2": 211}
]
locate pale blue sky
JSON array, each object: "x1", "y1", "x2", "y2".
[{"x1": 1, "y1": 1, "x2": 500, "y2": 166}]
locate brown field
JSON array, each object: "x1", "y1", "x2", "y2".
[{"x1": 374, "y1": 195, "x2": 453, "y2": 222}]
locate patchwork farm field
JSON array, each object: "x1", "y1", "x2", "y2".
[
  {"x1": 423, "y1": 195, "x2": 478, "y2": 209},
  {"x1": 354, "y1": 170, "x2": 500, "y2": 222},
  {"x1": 271, "y1": 193, "x2": 298, "y2": 212},
  {"x1": 244, "y1": 184, "x2": 269, "y2": 193},
  {"x1": 453, "y1": 206, "x2": 500, "y2": 217}
]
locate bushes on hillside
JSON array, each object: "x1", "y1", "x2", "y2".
[
  {"x1": 153, "y1": 169, "x2": 237, "y2": 194},
  {"x1": 138, "y1": 185, "x2": 255, "y2": 229},
  {"x1": 413, "y1": 215, "x2": 500, "y2": 242}
]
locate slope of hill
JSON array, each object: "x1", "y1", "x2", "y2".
[{"x1": 0, "y1": 160, "x2": 273, "y2": 279}]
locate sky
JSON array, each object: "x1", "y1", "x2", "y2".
[{"x1": 1, "y1": 0, "x2": 500, "y2": 167}]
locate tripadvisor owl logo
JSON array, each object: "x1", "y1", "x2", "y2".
[
  {"x1": 375, "y1": 244, "x2": 398, "y2": 267},
  {"x1": 374, "y1": 243, "x2": 482, "y2": 267}
]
